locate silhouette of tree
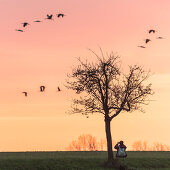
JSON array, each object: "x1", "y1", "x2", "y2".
[{"x1": 66, "y1": 49, "x2": 153, "y2": 167}]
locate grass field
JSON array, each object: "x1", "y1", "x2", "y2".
[{"x1": 0, "y1": 151, "x2": 169, "y2": 170}]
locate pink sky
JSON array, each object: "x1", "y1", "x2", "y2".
[{"x1": 0, "y1": 0, "x2": 170, "y2": 151}]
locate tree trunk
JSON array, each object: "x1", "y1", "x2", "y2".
[
  {"x1": 104, "y1": 118, "x2": 122, "y2": 168},
  {"x1": 105, "y1": 118, "x2": 114, "y2": 163}
]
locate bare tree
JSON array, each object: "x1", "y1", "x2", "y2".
[
  {"x1": 66, "y1": 50, "x2": 153, "y2": 167},
  {"x1": 66, "y1": 134, "x2": 105, "y2": 151},
  {"x1": 66, "y1": 134, "x2": 116, "y2": 151},
  {"x1": 132, "y1": 140, "x2": 170, "y2": 151}
]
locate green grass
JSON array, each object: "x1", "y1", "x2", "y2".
[{"x1": 0, "y1": 151, "x2": 169, "y2": 170}]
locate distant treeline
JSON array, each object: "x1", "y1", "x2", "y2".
[
  {"x1": 65, "y1": 134, "x2": 170, "y2": 151},
  {"x1": 132, "y1": 140, "x2": 170, "y2": 151},
  {"x1": 65, "y1": 134, "x2": 108, "y2": 151}
]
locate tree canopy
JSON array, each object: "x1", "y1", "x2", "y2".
[{"x1": 66, "y1": 52, "x2": 153, "y2": 120}]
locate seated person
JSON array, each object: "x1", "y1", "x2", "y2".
[{"x1": 114, "y1": 140, "x2": 127, "y2": 158}]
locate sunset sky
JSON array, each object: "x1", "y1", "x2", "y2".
[{"x1": 0, "y1": 0, "x2": 170, "y2": 151}]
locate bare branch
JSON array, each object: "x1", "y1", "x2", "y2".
[{"x1": 66, "y1": 50, "x2": 153, "y2": 121}]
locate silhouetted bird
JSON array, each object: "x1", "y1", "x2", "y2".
[
  {"x1": 148, "y1": 29, "x2": 156, "y2": 34},
  {"x1": 34, "y1": 20, "x2": 42, "y2": 22},
  {"x1": 22, "y1": 92, "x2": 27, "y2": 97},
  {"x1": 57, "y1": 87, "x2": 61, "y2": 92},
  {"x1": 16, "y1": 29, "x2": 24, "y2": 32},
  {"x1": 157, "y1": 37, "x2": 164, "y2": 39},
  {"x1": 21, "y1": 22, "x2": 29, "y2": 27},
  {"x1": 45, "y1": 14, "x2": 53, "y2": 20},
  {"x1": 57, "y1": 13, "x2": 65, "y2": 18},
  {"x1": 40, "y1": 86, "x2": 45, "y2": 92},
  {"x1": 137, "y1": 46, "x2": 146, "y2": 48},
  {"x1": 145, "y1": 39, "x2": 151, "y2": 44}
]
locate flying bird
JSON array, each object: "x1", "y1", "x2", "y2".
[
  {"x1": 137, "y1": 46, "x2": 146, "y2": 48},
  {"x1": 45, "y1": 14, "x2": 53, "y2": 20},
  {"x1": 157, "y1": 36, "x2": 164, "y2": 39},
  {"x1": 148, "y1": 29, "x2": 156, "y2": 34},
  {"x1": 57, "y1": 87, "x2": 61, "y2": 91},
  {"x1": 21, "y1": 22, "x2": 29, "y2": 27},
  {"x1": 34, "y1": 20, "x2": 42, "y2": 22},
  {"x1": 145, "y1": 39, "x2": 151, "y2": 44},
  {"x1": 22, "y1": 92, "x2": 27, "y2": 97},
  {"x1": 57, "y1": 13, "x2": 65, "y2": 18},
  {"x1": 16, "y1": 29, "x2": 24, "y2": 32},
  {"x1": 40, "y1": 86, "x2": 45, "y2": 92}
]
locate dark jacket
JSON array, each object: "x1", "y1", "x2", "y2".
[
  {"x1": 114, "y1": 143, "x2": 127, "y2": 150},
  {"x1": 114, "y1": 143, "x2": 127, "y2": 158}
]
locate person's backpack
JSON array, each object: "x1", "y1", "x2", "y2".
[{"x1": 116, "y1": 146, "x2": 127, "y2": 158}]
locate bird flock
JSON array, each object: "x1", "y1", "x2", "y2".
[
  {"x1": 137, "y1": 29, "x2": 164, "y2": 48},
  {"x1": 16, "y1": 17, "x2": 163, "y2": 97},
  {"x1": 16, "y1": 13, "x2": 64, "y2": 96},
  {"x1": 22, "y1": 86, "x2": 61, "y2": 97},
  {"x1": 16, "y1": 13, "x2": 65, "y2": 32}
]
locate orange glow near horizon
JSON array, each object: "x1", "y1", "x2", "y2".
[{"x1": 0, "y1": 0, "x2": 170, "y2": 151}]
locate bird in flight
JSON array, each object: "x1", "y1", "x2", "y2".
[
  {"x1": 22, "y1": 92, "x2": 28, "y2": 97},
  {"x1": 157, "y1": 37, "x2": 164, "y2": 39},
  {"x1": 145, "y1": 39, "x2": 151, "y2": 44},
  {"x1": 45, "y1": 14, "x2": 53, "y2": 20},
  {"x1": 21, "y1": 22, "x2": 29, "y2": 27},
  {"x1": 57, "y1": 13, "x2": 65, "y2": 18},
  {"x1": 16, "y1": 29, "x2": 24, "y2": 32},
  {"x1": 40, "y1": 86, "x2": 45, "y2": 92},
  {"x1": 137, "y1": 46, "x2": 146, "y2": 48},
  {"x1": 57, "y1": 87, "x2": 61, "y2": 92},
  {"x1": 34, "y1": 20, "x2": 42, "y2": 22},
  {"x1": 148, "y1": 29, "x2": 156, "y2": 34}
]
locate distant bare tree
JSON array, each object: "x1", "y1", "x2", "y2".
[
  {"x1": 132, "y1": 140, "x2": 170, "y2": 151},
  {"x1": 66, "y1": 134, "x2": 116, "y2": 151},
  {"x1": 66, "y1": 49, "x2": 153, "y2": 167},
  {"x1": 66, "y1": 134, "x2": 108, "y2": 151},
  {"x1": 132, "y1": 140, "x2": 148, "y2": 151},
  {"x1": 152, "y1": 142, "x2": 170, "y2": 151}
]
